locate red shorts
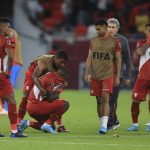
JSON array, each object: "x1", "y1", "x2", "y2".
[
  {"x1": 90, "y1": 77, "x2": 113, "y2": 96},
  {"x1": 132, "y1": 78, "x2": 150, "y2": 101},
  {"x1": 0, "y1": 73, "x2": 14, "y2": 97},
  {"x1": 23, "y1": 74, "x2": 34, "y2": 93}
]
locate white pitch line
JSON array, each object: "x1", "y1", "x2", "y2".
[{"x1": 0, "y1": 139, "x2": 150, "y2": 147}]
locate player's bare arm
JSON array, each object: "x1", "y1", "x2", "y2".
[
  {"x1": 114, "y1": 51, "x2": 121, "y2": 86},
  {"x1": 32, "y1": 60, "x2": 47, "y2": 96},
  {"x1": 84, "y1": 49, "x2": 92, "y2": 83}
]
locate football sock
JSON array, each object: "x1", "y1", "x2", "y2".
[
  {"x1": 17, "y1": 97, "x2": 28, "y2": 124},
  {"x1": 131, "y1": 101, "x2": 140, "y2": 123},
  {"x1": 56, "y1": 118, "x2": 62, "y2": 126},
  {"x1": 8, "y1": 103, "x2": 17, "y2": 132},
  {"x1": 101, "y1": 116, "x2": 108, "y2": 128}
]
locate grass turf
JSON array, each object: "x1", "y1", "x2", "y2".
[{"x1": 0, "y1": 89, "x2": 150, "y2": 150}]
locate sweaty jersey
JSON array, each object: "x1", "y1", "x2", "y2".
[
  {"x1": 29, "y1": 72, "x2": 65, "y2": 103},
  {"x1": 137, "y1": 40, "x2": 150, "y2": 80},
  {"x1": 26, "y1": 55, "x2": 56, "y2": 78},
  {"x1": 90, "y1": 35, "x2": 121, "y2": 80},
  {"x1": 0, "y1": 33, "x2": 14, "y2": 72}
]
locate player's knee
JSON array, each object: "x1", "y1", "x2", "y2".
[{"x1": 64, "y1": 100, "x2": 70, "y2": 110}]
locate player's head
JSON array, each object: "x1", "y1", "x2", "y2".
[
  {"x1": 57, "y1": 67, "x2": 70, "y2": 81},
  {"x1": 144, "y1": 23, "x2": 150, "y2": 37},
  {"x1": 53, "y1": 51, "x2": 69, "y2": 69},
  {"x1": 107, "y1": 18, "x2": 120, "y2": 36},
  {"x1": 95, "y1": 19, "x2": 108, "y2": 36},
  {"x1": 0, "y1": 17, "x2": 11, "y2": 36}
]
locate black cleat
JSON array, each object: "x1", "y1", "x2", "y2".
[
  {"x1": 0, "y1": 133, "x2": 5, "y2": 137},
  {"x1": 10, "y1": 132, "x2": 27, "y2": 138},
  {"x1": 107, "y1": 120, "x2": 120, "y2": 131}
]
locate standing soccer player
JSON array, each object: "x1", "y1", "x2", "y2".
[
  {"x1": 17, "y1": 51, "x2": 69, "y2": 132},
  {"x1": 127, "y1": 23, "x2": 150, "y2": 132},
  {"x1": 18, "y1": 67, "x2": 69, "y2": 134},
  {"x1": 107, "y1": 18, "x2": 132, "y2": 130},
  {"x1": 0, "y1": 18, "x2": 26, "y2": 138},
  {"x1": 84, "y1": 19, "x2": 121, "y2": 134}
]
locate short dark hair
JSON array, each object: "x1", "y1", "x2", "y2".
[
  {"x1": 55, "y1": 51, "x2": 69, "y2": 61},
  {"x1": 95, "y1": 19, "x2": 108, "y2": 26},
  {"x1": 145, "y1": 23, "x2": 150, "y2": 28},
  {"x1": 0, "y1": 17, "x2": 10, "y2": 23},
  {"x1": 58, "y1": 66, "x2": 70, "y2": 80}
]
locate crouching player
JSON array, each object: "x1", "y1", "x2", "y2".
[{"x1": 18, "y1": 67, "x2": 70, "y2": 134}]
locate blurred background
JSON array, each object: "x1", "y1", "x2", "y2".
[{"x1": 0, "y1": 0, "x2": 150, "y2": 89}]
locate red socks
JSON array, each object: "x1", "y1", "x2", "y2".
[
  {"x1": 8, "y1": 104, "x2": 17, "y2": 131},
  {"x1": 17, "y1": 97, "x2": 28, "y2": 124},
  {"x1": 131, "y1": 102, "x2": 140, "y2": 123}
]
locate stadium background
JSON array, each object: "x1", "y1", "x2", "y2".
[{"x1": 0, "y1": 0, "x2": 149, "y2": 89}]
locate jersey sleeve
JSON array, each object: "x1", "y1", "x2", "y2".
[
  {"x1": 89, "y1": 41, "x2": 92, "y2": 51},
  {"x1": 115, "y1": 39, "x2": 121, "y2": 52}
]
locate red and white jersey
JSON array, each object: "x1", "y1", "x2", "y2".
[
  {"x1": 137, "y1": 40, "x2": 150, "y2": 80},
  {"x1": 0, "y1": 34, "x2": 13, "y2": 72},
  {"x1": 29, "y1": 72, "x2": 65, "y2": 102}
]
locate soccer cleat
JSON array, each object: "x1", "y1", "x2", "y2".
[
  {"x1": 18, "y1": 120, "x2": 28, "y2": 133},
  {"x1": 0, "y1": 133, "x2": 5, "y2": 137},
  {"x1": 146, "y1": 125, "x2": 150, "y2": 132},
  {"x1": 41, "y1": 124, "x2": 57, "y2": 134},
  {"x1": 10, "y1": 132, "x2": 27, "y2": 138},
  {"x1": 107, "y1": 120, "x2": 120, "y2": 131},
  {"x1": 99, "y1": 127, "x2": 107, "y2": 134},
  {"x1": 127, "y1": 125, "x2": 138, "y2": 131},
  {"x1": 57, "y1": 125, "x2": 68, "y2": 132}
]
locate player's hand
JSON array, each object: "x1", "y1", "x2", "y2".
[
  {"x1": 124, "y1": 79, "x2": 131, "y2": 87},
  {"x1": 114, "y1": 77, "x2": 120, "y2": 87},
  {"x1": 84, "y1": 74, "x2": 92, "y2": 83}
]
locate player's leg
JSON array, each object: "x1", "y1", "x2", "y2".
[
  {"x1": 4, "y1": 93, "x2": 27, "y2": 138},
  {"x1": 17, "y1": 78, "x2": 33, "y2": 124},
  {"x1": 108, "y1": 84, "x2": 120, "y2": 130},
  {"x1": 127, "y1": 79, "x2": 148, "y2": 131},
  {"x1": 41, "y1": 100, "x2": 69, "y2": 133}
]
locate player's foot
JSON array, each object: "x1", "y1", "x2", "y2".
[
  {"x1": 146, "y1": 125, "x2": 150, "y2": 132},
  {"x1": 127, "y1": 125, "x2": 138, "y2": 131},
  {"x1": 107, "y1": 120, "x2": 120, "y2": 131},
  {"x1": 145, "y1": 121, "x2": 150, "y2": 126},
  {"x1": 0, "y1": 133, "x2": 5, "y2": 137},
  {"x1": 10, "y1": 132, "x2": 27, "y2": 138},
  {"x1": 18, "y1": 120, "x2": 28, "y2": 133},
  {"x1": 0, "y1": 109, "x2": 8, "y2": 115},
  {"x1": 41, "y1": 124, "x2": 57, "y2": 134},
  {"x1": 99, "y1": 127, "x2": 107, "y2": 134},
  {"x1": 57, "y1": 125, "x2": 68, "y2": 132}
]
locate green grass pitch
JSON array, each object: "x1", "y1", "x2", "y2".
[{"x1": 0, "y1": 89, "x2": 150, "y2": 150}]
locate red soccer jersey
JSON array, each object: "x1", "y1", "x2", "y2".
[
  {"x1": 29, "y1": 72, "x2": 65, "y2": 102},
  {"x1": 0, "y1": 34, "x2": 14, "y2": 72},
  {"x1": 137, "y1": 39, "x2": 150, "y2": 80}
]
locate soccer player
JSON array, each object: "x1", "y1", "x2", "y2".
[
  {"x1": 17, "y1": 51, "x2": 69, "y2": 132},
  {"x1": 18, "y1": 67, "x2": 69, "y2": 134},
  {"x1": 84, "y1": 19, "x2": 121, "y2": 134},
  {"x1": 107, "y1": 18, "x2": 132, "y2": 130},
  {"x1": 0, "y1": 20, "x2": 23, "y2": 115},
  {"x1": 127, "y1": 23, "x2": 150, "y2": 132},
  {"x1": 0, "y1": 18, "x2": 26, "y2": 138}
]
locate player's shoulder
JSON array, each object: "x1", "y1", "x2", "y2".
[
  {"x1": 116, "y1": 33, "x2": 127, "y2": 41},
  {"x1": 90, "y1": 36, "x2": 99, "y2": 41}
]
